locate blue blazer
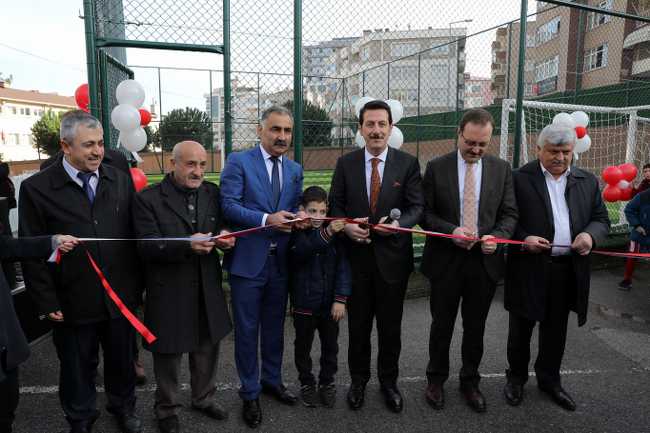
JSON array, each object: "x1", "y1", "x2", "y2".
[{"x1": 220, "y1": 146, "x2": 303, "y2": 278}]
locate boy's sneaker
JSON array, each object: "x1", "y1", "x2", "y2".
[
  {"x1": 300, "y1": 384, "x2": 318, "y2": 408},
  {"x1": 318, "y1": 383, "x2": 337, "y2": 408},
  {"x1": 618, "y1": 279, "x2": 632, "y2": 291}
]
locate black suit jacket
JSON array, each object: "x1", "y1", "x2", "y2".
[
  {"x1": 328, "y1": 147, "x2": 424, "y2": 285},
  {"x1": 0, "y1": 235, "x2": 52, "y2": 381},
  {"x1": 19, "y1": 161, "x2": 143, "y2": 324},
  {"x1": 420, "y1": 151, "x2": 518, "y2": 283},
  {"x1": 132, "y1": 175, "x2": 232, "y2": 353},
  {"x1": 504, "y1": 161, "x2": 610, "y2": 326}
]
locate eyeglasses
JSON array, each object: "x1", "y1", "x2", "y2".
[{"x1": 460, "y1": 132, "x2": 489, "y2": 149}]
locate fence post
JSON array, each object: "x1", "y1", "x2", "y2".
[
  {"x1": 506, "y1": 22, "x2": 512, "y2": 99},
  {"x1": 83, "y1": 0, "x2": 100, "y2": 118},
  {"x1": 223, "y1": 0, "x2": 233, "y2": 158},
  {"x1": 512, "y1": 0, "x2": 528, "y2": 169},
  {"x1": 416, "y1": 53, "x2": 421, "y2": 161},
  {"x1": 293, "y1": 0, "x2": 303, "y2": 165},
  {"x1": 208, "y1": 70, "x2": 215, "y2": 172}
]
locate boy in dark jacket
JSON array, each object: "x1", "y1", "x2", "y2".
[
  {"x1": 289, "y1": 186, "x2": 351, "y2": 408},
  {"x1": 620, "y1": 187, "x2": 650, "y2": 290}
]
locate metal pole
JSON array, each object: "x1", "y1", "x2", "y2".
[
  {"x1": 573, "y1": 9, "x2": 585, "y2": 104},
  {"x1": 448, "y1": 24, "x2": 452, "y2": 112},
  {"x1": 512, "y1": 0, "x2": 528, "y2": 169},
  {"x1": 209, "y1": 70, "x2": 215, "y2": 172},
  {"x1": 416, "y1": 53, "x2": 421, "y2": 161},
  {"x1": 293, "y1": 0, "x2": 303, "y2": 165},
  {"x1": 340, "y1": 77, "x2": 345, "y2": 151},
  {"x1": 387, "y1": 63, "x2": 390, "y2": 99},
  {"x1": 99, "y1": 54, "x2": 112, "y2": 148},
  {"x1": 362, "y1": 70, "x2": 366, "y2": 96},
  {"x1": 506, "y1": 22, "x2": 512, "y2": 100},
  {"x1": 223, "y1": 0, "x2": 233, "y2": 157},
  {"x1": 83, "y1": 0, "x2": 100, "y2": 117},
  {"x1": 158, "y1": 67, "x2": 164, "y2": 173},
  {"x1": 455, "y1": 39, "x2": 460, "y2": 122}
]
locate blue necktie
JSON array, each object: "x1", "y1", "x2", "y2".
[
  {"x1": 271, "y1": 156, "x2": 280, "y2": 210},
  {"x1": 77, "y1": 172, "x2": 96, "y2": 204}
]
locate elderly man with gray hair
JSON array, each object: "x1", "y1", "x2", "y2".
[
  {"x1": 19, "y1": 110, "x2": 144, "y2": 433},
  {"x1": 502, "y1": 122, "x2": 610, "y2": 412}
]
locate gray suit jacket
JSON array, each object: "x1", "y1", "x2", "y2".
[{"x1": 420, "y1": 151, "x2": 518, "y2": 283}]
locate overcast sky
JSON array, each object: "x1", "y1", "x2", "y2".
[{"x1": 1, "y1": 0, "x2": 536, "y2": 114}]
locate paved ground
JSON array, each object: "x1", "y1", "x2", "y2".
[{"x1": 11, "y1": 262, "x2": 650, "y2": 433}]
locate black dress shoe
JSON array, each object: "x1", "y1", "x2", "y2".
[
  {"x1": 242, "y1": 399, "x2": 262, "y2": 429},
  {"x1": 504, "y1": 380, "x2": 524, "y2": 406},
  {"x1": 69, "y1": 413, "x2": 100, "y2": 433},
  {"x1": 380, "y1": 384, "x2": 404, "y2": 413},
  {"x1": 192, "y1": 402, "x2": 228, "y2": 420},
  {"x1": 346, "y1": 382, "x2": 366, "y2": 410},
  {"x1": 425, "y1": 383, "x2": 444, "y2": 410},
  {"x1": 115, "y1": 412, "x2": 143, "y2": 433},
  {"x1": 261, "y1": 383, "x2": 298, "y2": 405},
  {"x1": 157, "y1": 415, "x2": 180, "y2": 433},
  {"x1": 538, "y1": 384, "x2": 576, "y2": 411},
  {"x1": 461, "y1": 386, "x2": 487, "y2": 413}
]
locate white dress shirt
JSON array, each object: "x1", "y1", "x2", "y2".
[
  {"x1": 62, "y1": 157, "x2": 99, "y2": 194},
  {"x1": 541, "y1": 163, "x2": 572, "y2": 256},
  {"x1": 260, "y1": 144, "x2": 284, "y2": 227},
  {"x1": 365, "y1": 146, "x2": 388, "y2": 200},
  {"x1": 457, "y1": 150, "x2": 482, "y2": 228}
]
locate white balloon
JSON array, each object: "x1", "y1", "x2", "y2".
[
  {"x1": 355, "y1": 96, "x2": 374, "y2": 118},
  {"x1": 111, "y1": 104, "x2": 141, "y2": 132},
  {"x1": 571, "y1": 111, "x2": 589, "y2": 128},
  {"x1": 385, "y1": 99, "x2": 404, "y2": 123},
  {"x1": 617, "y1": 180, "x2": 630, "y2": 190},
  {"x1": 121, "y1": 127, "x2": 147, "y2": 152},
  {"x1": 387, "y1": 126, "x2": 403, "y2": 149},
  {"x1": 552, "y1": 112, "x2": 576, "y2": 129},
  {"x1": 355, "y1": 130, "x2": 365, "y2": 148},
  {"x1": 574, "y1": 134, "x2": 591, "y2": 154},
  {"x1": 116, "y1": 79, "x2": 145, "y2": 108}
]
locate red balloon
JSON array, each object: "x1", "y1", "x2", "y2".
[
  {"x1": 130, "y1": 167, "x2": 148, "y2": 192},
  {"x1": 602, "y1": 166, "x2": 623, "y2": 185},
  {"x1": 618, "y1": 163, "x2": 638, "y2": 182},
  {"x1": 75, "y1": 84, "x2": 89, "y2": 110},
  {"x1": 575, "y1": 126, "x2": 587, "y2": 139},
  {"x1": 620, "y1": 187, "x2": 634, "y2": 201},
  {"x1": 139, "y1": 109, "x2": 152, "y2": 126},
  {"x1": 603, "y1": 185, "x2": 622, "y2": 202}
]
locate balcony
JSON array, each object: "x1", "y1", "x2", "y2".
[
  {"x1": 624, "y1": 25, "x2": 650, "y2": 50},
  {"x1": 632, "y1": 57, "x2": 650, "y2": 77}
]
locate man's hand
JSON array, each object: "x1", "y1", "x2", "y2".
[
  {"x1": 571, "y1": 232, "x2": 593, "y2": 256},
  {"x1": 331, "y1": 302, "x2": 346, "y2": 322},
  {"x1": 452, "y1": 226, "x2": 477, "y2": 250},
  {"x1": 635, "y1": 226, "x2": 647, "y2": 237},
  {"x1": 214, "y1": 229, "x2": 236, "y2": 250},
  {"x1": 326, "y1": 219, "x2": 346, "y2": 237},
  {"x1": 54, "y1": 235, "x2": 80, "y2": 253},
  {"x1": 190, "y1": 232, "x2": 216, "y2": 255},
  {"x1": 293, "y1": 210, "x2": 312, "y2": 230},
  {"x1": 373, "y1": 216, "x2": 399, "y2": 236},
  {"x1": 48, "y1": 310, "x2": 64, "y2": 322},
  {"x1": 523, "y1": 235, "x2": 551, "y2": 254},
  {"x1": 480, "y1": 235, "x2": 497, "y2": 255},
  {"x1": 344, "y1": 217, "x2": 371, "y2": 244},
  {"x1": 266, "y1": 210, "x2": 296, "y2": 233}
]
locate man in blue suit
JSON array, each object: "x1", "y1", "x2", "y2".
[{"x1": 220, "y1": 105, "x2": 303, "y2": 429}]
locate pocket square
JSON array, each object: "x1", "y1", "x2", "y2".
[{"x1": 393, "y1": 181, "x2": 402, "y2": 188}]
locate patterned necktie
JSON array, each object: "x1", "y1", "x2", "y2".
[
  {"x1": 77, "y1": 172, "x2": 96, "y2": 204},
  {"x1": 462, "y1": 163, "x2": 478, "y2": 234},
  {"x1": 369, "y1": 157, "x2": 381, "y2": 214},
  {"x1": 270, "y1": 156, "x2": 280, "y2": 210}
]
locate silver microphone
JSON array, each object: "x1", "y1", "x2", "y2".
[{"x1": 384, "y1": 208, "x2": 401, "y2": 225}]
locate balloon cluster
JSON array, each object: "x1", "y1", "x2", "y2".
[
  {"x1": 551, "y1": 111, "x2": 591, "y2": 158},
  {"x1": 354, "y1": 97, "x2": 404, "y2": 149},
  {"x1": 110, "y1": 80, "x2": 152, "y2": 153},
  {"x1": 74, "y1": 84, "x2": 90, "y2": 112},
  {"x1": 602, "y1": 163, "x2": 638, "y2": 202}
]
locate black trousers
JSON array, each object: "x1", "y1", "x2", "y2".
[
  {"x1": 52, "y1": 317, "x2": 136, "y2": 425},
  {"x1": 348, "y1": 252, "x2": 408, "y2": 386},
  {"x1": 507, "y1": 261, "x2": 575, "y2": 387},
  {"x1": 0, "y1": 351, "x2": 18, "y2": 433},
  {"x1": 426, "y1": 250, "x2": 496, "y2": 388},
  {"x1": 293, "y1": 313, "x2": 339, "y2": 386}
]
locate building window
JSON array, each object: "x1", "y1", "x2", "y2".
[
  {"x1": 587, "y1": 0, "x2": 612, "y2": 30},
  {"x1": 535, "y1": 55, "x2": 560, "y2": 82},
  {"x1": 526, "y1": 34, "x2": 536, "y2": 48},
  {"x1": 535, "y1": 17, "x2": 561, "y2": 46},
  {"x1": 25, "y1": 108, "x2": 31, "y2": 116},
  {"x1": 584, "y1": 43, "x2": 608, "y2": 71},
  {"x1": 391, "y1": 42, "x2": 419, "y2": 58},
  {"x1": 390, "y1": 65, "x2": 418, "y2": 81},
  {"x1": 430, "y1": 42, "x2": 449, "y2": 55},
  {"x1": 361, "y1": 46, "x2": 370, "y2": 61},
  {"x1": 11, "y1": 107, "x2": 17, "y2": 115}
]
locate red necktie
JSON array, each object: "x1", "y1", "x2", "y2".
[{"x1": 370, "y1": 158, "x2": 381, "y2": 214}]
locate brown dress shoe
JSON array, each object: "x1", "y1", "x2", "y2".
[
  {"x1": 425, "y1": 383, "x2": 444, "y2": 410},
  {"x1": 461, "y1": 386, "x2": 486, "y2": 413}
]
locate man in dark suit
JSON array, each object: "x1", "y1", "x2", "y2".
[
  {"x1": 421, "y1": 108, "x2": 518, "y2": 413},
  {"x1": 503, "y1": 123, "x2": 609, "y2": 411},
  {"x1": 220, "y1": 105, "x2": 303, "y2": 428},
  {"x1": 19, "y1": 110, "x2": 144, "y2": 433},
  {"x1": 328, "y1": 99, "x2": 424, "y2": 413},
  {"x1": 0, "y1": 234, "x2": 78, "y2": 433},
  {"x1": 132, "y1": 141, "x2": 233, "y2": 433}
]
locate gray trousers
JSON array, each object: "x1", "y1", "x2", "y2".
[{"x1": 153, "y1": 337, "x2": 220, "y2": 419}]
